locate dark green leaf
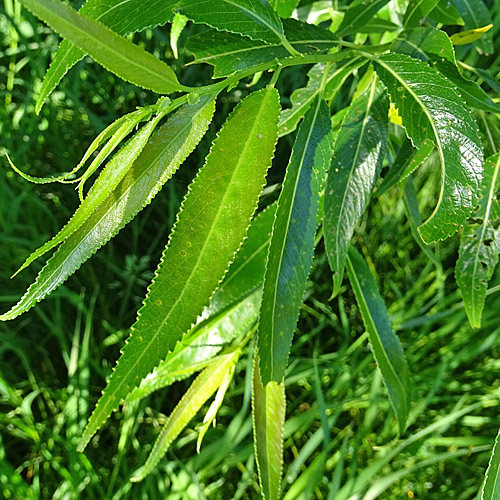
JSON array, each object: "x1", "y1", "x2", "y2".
[
  {"x1": 36, "y1": 0, "x2": 176, "y2": 112},
  {"x1": 429, "y1": 0, "x2": 463, "y2": 25},
  {"x1": 346, "y1": 246, "x2": 410, "y2": 433},
  {"x1": 253, "y1": 353, "x2": 285, "y2": 500},
  {"x1": 78, "y1": 87, "x2": 280, "y2": 451},
  {"x1": 187, "y1": 18, "x2": 337, "y2": 79},
  {"x1": 324, "y1": 78, "x2": 389, "y2": 297},
  {"x1": 456, "y1": 154, "x2": 500, "y2": 329},
  {"x1": 452, "y1": 0, "x2": 493, "y2": 54},
  {"x1": 0, "y1": 97, "x2": 216, "y2": 321},
  {"x1": 259, "y1": 97, "x2": 332, "y2": 384},
  {"x1": 336, "y1": 0, "x2": 390, "y2": 36},
  {"x1": 403, "y1": 0, "x2": 440, "y2": 28},
  {"x1": 375, "y1": 52, "x2": 483, "y2": 243}
]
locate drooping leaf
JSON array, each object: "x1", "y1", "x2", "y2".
[
  {"x1": 482, "y1": 427, "x2": 500, "y2": 500},
  {"x1": 324, "y1": 78, "x2": 389, "y2": 297},
  {"x1": 279, "y1": 59, "x2": 365, "y2": 137},
  {"x1": 429, "y1": 0, "x2": 463, "y2": 25},
  {"x1": 451, "y1": 0, "x2": 493, "y2": 54},
  {"x1": 269, "y1": 0, "x2": 300, "y2": 18},
  {"x1": 0, "y1": 97, "x2": 216, "y2": 321},
  {"x1": 456, "y1": 154, "x2": 500, "y2": 329},
  {"x1": 403, "y1": 0, "x2": 440, "y2": 28},
  {"x1": 393, "y1": 28, "x2": 500, "y2": 113},
  {"x1": 374, "y1": 52, "x2": 483, "y2": 243},
  {"x1": 77, "y1": 87, "x2": 280, "y2": 451},
  {"x1": 376, "y1": 138, "x2": 434, "y2": 197},
  {"x1": 450, "y1": 24, "x2": 493, "y2": 46},
  {"x1": 258, "y1": 97, "x2": 333, "y2": 384},
  {"x1": 336, "y1": 0, "x2": 390, "y2": 36},
  {"x1": 20, "y1": 0, "x2": 188, "y2": 94},
  {"x1": 346, "y1": 246, "x2": 410, "y2": 433},
  {"x1": 126, "y1": 289, "x2": 260, "y2": 402},
  {"x1": 187, "y1": 18, "x2": 337, "y2": 79},
  {"x1": 253, "y1": 353, "x2": 286, "y2": 500},
  {"x1": 36, "y1": 0, "x2": 177, "y2": 113},
  {"x1": 131, "y1": 348, "x2": 241, "y2": 482}
]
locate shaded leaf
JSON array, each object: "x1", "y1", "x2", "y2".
[
  {"x1": 451, "y1": 0, "x2": 493, "y2": 54},
  {"x1": 374, "y1": 52, "x2": 483, "y2": 243},
  {"x1": 253, "y1": 353, "x2": 285, "y2": 500},
  {"x1": 346, "y1": 246, "x2": 410, "y2": 433},
  {"x1": 20, "y1": 0, "x2": 188, "y2": 94},
  {"x1": 429, "y1": 0, "x2": 463, "y2": 25},
  {"x1": 456, "y1": 154, "x2": 500, "y2": 329},
  {"x1": 403, "y1": 0, "x2": 440, "y2": 28},
  {"x1": 324, "y1": 78, "x2": 389, "y2": 297},
  {"x1": 336, "y1": 0, "x2": 390, "y2": 36},
  {"x1": 259, "y1": 97, "x2": 333, "y2": 384},
  {"x1": 77, "y1": 87, "x2": 280, "y2": 451},
  {"x1": 0, "y1": 97, "x2": 216, "y2": 321},
  {"x1": 482, "y1": 428, "x2": 500, "y2": 500}
]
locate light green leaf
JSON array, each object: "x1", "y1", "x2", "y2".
[
  {"x1": 279, "y1": 59, "x2": 365, "y2": 137},
  {"x1": 170, "y1": 13, "x2": 188, "y2": 59},
  {"x1": 374, "y1": 52, "x2": 483, "y2": 243},
  {"x1": 376, "y1": 138, "x2": 434, "y2": 197},
  {"x1": 456, "y1": 154, "x2": 500, "y2": 329},
  {"x1": 259, "y1": 97, "x2": 332, "y2": 384},
  {"x1": 346, "y1": 246, "x2": 410, "y2": 433},
  {"x1": 482, "y1": 428, "x2": 500, "y2": 500},
  {"x1": 393, "y1": 28, "x2": 500, "y2": 113},
  {"x1": 403, "y1": 0, "x2": 440, "y2": 28},
  {"x1": 253, "y1": 353, "x2": 286, "y2": 500},
  {"x1": 0, "y1": 97, "x2": 215, "y2": 321},
  {"x1": 451, "y1": 0, "x2": 493, "y2": 54},
  {"x1": 269, "y1": 0, "x2": 300, "y2": 18},
  {"x1": 336, "y1": 0, "x2": 390, "y2": 36},
  {"x1": 20, "y1": 0, "x2": 188, "y2": 94},
  {"x1": 77, "y1": 87, "x2": 280, "y2": 451},
  {"x1": 187, "y1": 18, "x2": 337, "y2": 79},
  {"x1": 36, "y1": 0, "x2": 177, "y2": 113},
  {"x1": 131, "y1": 348, "x2": 241, "y2": 482},
  {"x1": 324, "y1": 78, "x2": 389, "y2": 297},
  {"x1": 450, "y1": 23, "x2": 493, "y2": 46}
]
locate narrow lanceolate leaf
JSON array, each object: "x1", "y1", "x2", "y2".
[
  {"x1": 259, "y1": 97, "x2": 332, "y2": 384},
  {"x1": 126, "y1": 289, "x2": 261, "y2": 402},
  {"x1": 403, "y1": 0, "x2": 440, "y2": 28},
  {"x1": 131, "y1": 349, "x2": 241, "y2": 482},
  {"x1": 393, "y1": 28, "x2": 500, "y2": 114},
  {"x1": 0, "y1": 97, "x2": 215, "y2": 321},
  {"x1": 324, "y1": 78, "x2": 389, "y2": 297},
  {"x1": 375, "y1": 53, "x2": 483, "y2": 243},
  {"x1": 37, "y1": 0, "x2": 176, "y2": 113},
  {"x1": 253, "y1": 354, "x2": 286, "y2": 500},
  {"x1": 336, "y1": 0, "x2": 390, "y2": 36},
  {"x1": 78, "y1": 87, "x2": 280, "y2": 451},
  {"x1": 452, "y1": 0, "x2": 493, "y2": 54},
  {"x1": 456, "y1": 154, "x2": 500, "y2": 329},
  {"x1": 482, "y1": 427, "x2": 500, "y2": 500},
  {"x1": 20, "y1": 0, "x2": 188, "y2": 94},
  {"x1": 12, "y1": 117, "x2": 162, "y2": 278},
  {"x1": 346, "y1": 247, "x2": 410, "y2": 433},
  {"x1": 187, "y1": 18, "x2": 337, "y2": 79},
  {"x1": 279, "y1": 59, "x2": 365, "y2": 137}
]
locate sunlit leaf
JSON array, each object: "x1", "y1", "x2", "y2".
[{"x1": 482, "y1": 427, "x2": 500, "y2": 500}]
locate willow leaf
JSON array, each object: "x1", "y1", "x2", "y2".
[
  {"x1": 259, "y1": 97, "x2": 332, "y2": 384},
  {"x1": 253, "y1": 353, "x2": 285, "y2": 500},
  {"x1": 456, "y1": 154, "x2": 500, "y2": 329},
  {"x1": 482, "y1": 428, "x2": 500, "y2": 500},
  {"x1": 403, "y1": 0, "x2": 439, "y2": 28},
  {"x1": 346, "y1": 246, "x2": 410, "y2": 433},
  {"x1": 0, "y1": 97, "x2": 215, "y2": 321},
  {"x1": 279, "y1": 59, "x2": 364, "y2": 137},
  {"x1": 20, "y1": 0, "x2": 188, "y2": 95},
  {"x1": 452, "y1": 0, "x2": 493, "y2": 54},
  {"x1": 37, "y1": 0, "x2": 176, "y2": 113},
  {"x1": 393, "y1": 28, "x2": 500, "y2": 114},
  {"x1": 336, "y1": 0, "x2": 390, "y2": 36},
  {"x1": 126, "y1": 289, "x2": 260, "y2": 402},
  {"x1": 77, "y1": 87, "x2": 280, "y2": 451},
  {"x1": 429, "y1": 0, "x2": 463, "y2": 25},
  {"x1": 131, "y1": 349, "x2": 241, "y2": 482},
  {"x1": 187, "y1": 18, "x2": 337, "y2": 79},
  {"x1": 324, "y1": 78, "x2": 389, "y2": 297},
  {"x1": 374, "y1": 52, "x2": 483, "y2": 243}
]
